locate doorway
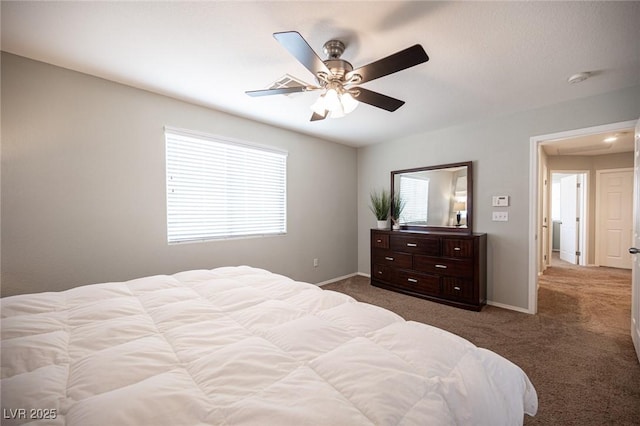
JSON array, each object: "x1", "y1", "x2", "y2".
[
  {"x1": 550, "y1": 172, "x2": 588, "y2": 266},
  {"x1": 528, "y1": 119, "x2": 637, "y2": 314}
]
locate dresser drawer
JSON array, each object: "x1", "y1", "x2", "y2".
[
  {"x1": 372, "y1": 250, "x2": 412, "y2": 269},
  {"x1": 390, "y1": 234, "x2": 440, "y2": 255},
  {"x1": 372, "y1": 233, "x2": 390, "y2": 249},
  {"x1": 413, "y1": 255, "x2": 473, "y2": 278},
  {"x1": 372, "y1": 263, "x2": 394, "y2": 283},
  {"x1": 442, "y1": 239, "x2": 474, "y2": 258},
  {"x1": 442, "y1": 277, "x2": 474, "y2": 302},
  {"x1": 394, "y1": 269, "x2": 440, "y2": 294}
]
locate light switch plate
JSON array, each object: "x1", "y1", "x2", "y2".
[
  {"x1": 492, "y1": 195, "x2": 510, "y2": 207},
  {"x1": 492, "y1": 211, "x2": 509, "y2": 221}
]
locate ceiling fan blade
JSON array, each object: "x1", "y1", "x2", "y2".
[
  {"x1": 352, "y1": 87, "x2": 405, "y2": 112},
  {"x1": 347, "y1": 44, "x2": 428, "y2": 84},
  {"x1": 245, "y1": 86, "x2": 309, "y2": 97},
  {"x1": 273, "y1": 31, "x2": 330, "y2": 78},
  {"x1": 310, "y1": 111, "x2": 327, "y2": 121}
]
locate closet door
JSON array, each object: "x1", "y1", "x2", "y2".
[{"x1": 597, "y1": 169, "x2": 633, "y2": 269}]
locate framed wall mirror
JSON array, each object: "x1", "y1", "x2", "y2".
[{"x1": 391, "y1": 161, "x2": 473, "y2": 233}]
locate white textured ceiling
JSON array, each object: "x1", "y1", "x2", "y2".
[{"x1": 2, "y1": 1, "x2": 639, "y2": 148}]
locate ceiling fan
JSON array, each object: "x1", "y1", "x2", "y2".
[{"x1": 246, "y1": 31, "x2": 429, "y2": 121}]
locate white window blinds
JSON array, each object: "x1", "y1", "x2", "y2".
[
  {"x1": 165, "y1": 127, "x2": 287, "y2": 243},
  {"x1": 399, "y1": 175, "x2": 429, "y2": 224}
]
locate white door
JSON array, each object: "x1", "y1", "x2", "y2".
[
  {"x1": 598, "y1": 170, "x2": 633, "y2": 269},
  {"x1": 560, "y1": 174, "x2": 578, "y2": 264},
  {"x1": 630, "y1": 118, "x2": 640, "y2": 363}
]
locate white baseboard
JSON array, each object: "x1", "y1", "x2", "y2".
[
  {"x1": 316, "y1": 272, "x2": 361, "y2": 287},
  {"x1": 487, "y1": 300, "x2": 533, "y2": 314},
  {"x1": 316, "y1": 276, "x2": 534, "y2": 314}
]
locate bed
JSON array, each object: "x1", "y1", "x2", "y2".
[{"x1": 1, "y1": 266, "x2": 537, "y2": 425}]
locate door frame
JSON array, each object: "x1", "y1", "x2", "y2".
[
  {"x1": 595, "y1": 167, "x2": 634, "y2": 268},
  {"x1": 632, "y1": 117, "x2": 640, "y2": 363},
  {"x1": 529, "y1": 119, "x2": 637, "y2": 314},
  {"x1": 541, "y1": 162, "x2": 550, "y2": 272}
]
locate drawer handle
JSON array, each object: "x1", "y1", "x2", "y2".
[
  {"x1": 454, "y1": 286, "x2": 461, "y2": 291},
  {"x1": 377, "y1": 239, "x2": 382, "y2": 243},
  {"x1": 407, "y1": 278, "x2": 418, "y2": 283},
  {"x1": 385, "y1": 257, "x2": 394, "y2": 261},
  {"x1": 435, "y1": 264, "x2": 447, "y2": 269},
  {"x1": 406, "y1": 243, "x2": 417, "y2": 247},
  {"x1": 454, "y1": 247, "x2": 461, "y2": 251},
  {"x1": 378, "y1": 271, "x2": 383, "y2": 275}
]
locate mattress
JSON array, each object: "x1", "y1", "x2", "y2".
[{"x1": 1, "y1": 266, "x2": 537, "y2": 425}]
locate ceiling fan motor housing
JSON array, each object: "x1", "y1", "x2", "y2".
[
  {"x1": 323, "y1": 59, "x2": 353, "y2": 80},
  {"x1": 316, "y1": 40, "x2": 353, "y2": 85},
  {"x1": 323, "y1": 40, "x2": 345, "y2": 59}
]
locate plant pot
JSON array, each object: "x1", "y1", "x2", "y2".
[
  {"x1": 392, "y1": 223, "x2": 400, "y2": 230},
  {"x1": 376, "y1": 220, "x2": 388, "y2": 229}
]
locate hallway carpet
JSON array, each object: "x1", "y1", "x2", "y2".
[{"x1": 322, "y1": 260, "x2": 639, "y2": 425}]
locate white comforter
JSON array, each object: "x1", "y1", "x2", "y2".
[{"x1": 1, "y1": 266, "x2": 537, "y2": 425}]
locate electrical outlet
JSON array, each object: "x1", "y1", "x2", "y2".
[
  {"x1": 313, "y1": 258, "x2": 319, "y2": 268},
  {"x1": 492, "y1": 211, "x2": 509, "y2": 222}
]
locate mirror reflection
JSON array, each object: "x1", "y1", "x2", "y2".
[{"x1": 391, "y1": 162, "x2": 472, "y2": 233}]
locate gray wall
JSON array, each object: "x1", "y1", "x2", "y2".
[
  {"x1": 358, "y1": 85, "x2": 640, "y2": 310},
  {"x1": 3, "y1": 51, "x2": 640, "y2": 311},
  {"x1": 1, "y1": 53, "x2": 358, "y2": 296}
]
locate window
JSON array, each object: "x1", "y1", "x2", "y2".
[
  {"x1": 165, "y1": 127, "x2": 287, "y2": 243},
  {"x1": 399, "y1": 175, "x2": 429, "y2": 224}
]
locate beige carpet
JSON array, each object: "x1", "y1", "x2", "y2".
[{"x1": 323, "y1": 257, "x2": 640, "y2": 425}]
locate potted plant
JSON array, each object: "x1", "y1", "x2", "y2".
[
  {"x1": 391, "y1": 192, "x2": 406, "y2": 230},
  {"x1": 369, "y1": 189, "x2": 391, "y2": 229}
]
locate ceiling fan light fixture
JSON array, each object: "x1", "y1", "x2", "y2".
[
  {"x1": 309, "y1": 87, "x2": 359, "y2": 119},
  {"x1": 341, "y1": 92, "x2": 359, "y2": 114},
  {"x1": 324, "y1": 88, "x2": 341, "y2": 111},
  {"x1": 310, "y1": 96, "x2": 327, "y2": 115}
]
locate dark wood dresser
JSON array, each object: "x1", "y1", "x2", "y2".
[{"x1": 370, "y1": 229, "x2": 487, "y2": 311}]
